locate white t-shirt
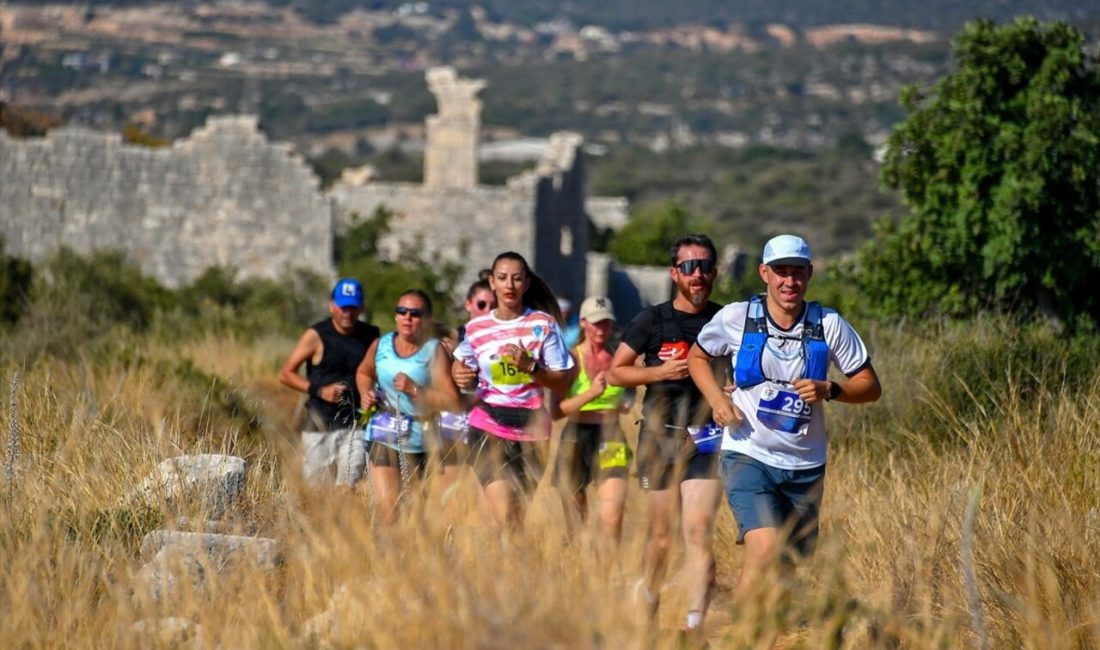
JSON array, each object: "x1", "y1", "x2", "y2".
[{"x1": 696, "y1": 300, "x2": 870, "y2": 469}]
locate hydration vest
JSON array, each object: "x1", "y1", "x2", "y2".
[{"x1": 733, "y1": 294, "x2": 829, "y2": 389}]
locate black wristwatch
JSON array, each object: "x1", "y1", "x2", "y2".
[
  {"x1": 528, "y1": 360, "x2": 541, "y2": 374},
  {"x1": 826, "y1": 381, "x2": 842, "y2": 401}
]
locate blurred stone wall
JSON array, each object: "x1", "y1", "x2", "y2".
[{"x1": 0, "y1": 115, "x2": 332, "y2": 287}]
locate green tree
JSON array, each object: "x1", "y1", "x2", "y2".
[
  {"x1": 859, "y1": 19, "x2": 1100, "y2": 325},
  {"x1": 336, "y1": 208, "x2": 464, "y2": 327},
  {"x1": 608, "y1": 201, "x2": 709, "y2": 266}
]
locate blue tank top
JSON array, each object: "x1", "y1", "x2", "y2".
[{"x1": 373, "y1": 333, "x2": 439, "y2": 452}]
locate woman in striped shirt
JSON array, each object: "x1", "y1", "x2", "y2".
[{"x1": 451, "y1": 252, "x2": 576, "y2": 530}]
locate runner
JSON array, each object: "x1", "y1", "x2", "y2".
[
  {"x1": 356, "y1": 290, "x2": 460, "y2": 524},
  {"x1": 552, "y1": 295, "x2": 632, "y2": 551},
  {"x1": 688, "y1": 234, "x2": 881, "y2": 605},
  {"x1": 606, "y1": 234, "x2": 723, "y2": 633},
  {"x1": 279, "y1": 278, "x2": 379, "y2": 487},
  {"x1": 451, "y1": 252, "x2": 576, "y2": 530}
]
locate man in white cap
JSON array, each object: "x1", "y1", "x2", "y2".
[{"x1": 687, "y1": 234, "x2": 881, "y2": 605}]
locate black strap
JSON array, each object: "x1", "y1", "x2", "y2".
[{"x1": 657, "y1": 301, "x2": 684, "y2": 343}]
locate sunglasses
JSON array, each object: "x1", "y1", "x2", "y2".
[
  {"x1": 395, "y1": 306, "x2": 425, "y2": 318},
  {"x1": 676, "y1": 259, "x2": 716, "y2": 275},
  {"x1": 475, "y1": 300, "x2": 490, "y2": 310}
]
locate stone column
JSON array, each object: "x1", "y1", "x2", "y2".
[{"x1": 424, "y1": 66, "x2": 485, "y2": 189}]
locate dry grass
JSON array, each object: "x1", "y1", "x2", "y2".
[{"x1": 1, "y1": 321, "x2": 1097, "y2": 648}]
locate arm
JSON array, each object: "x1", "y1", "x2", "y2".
[
  {"x1": 552, "y1": 350, "x2": 605, "y2": 418},
  {"x1": 793, "y1": 363, "x2": 882, "y2": 406},
  {"x1": 355, "y1": 339, "x2": 381, "y2": 410},
  {"x1": 451, "y1": 357, "x2": 478, "y2": 391},
  {"x1": 279, "y1": 328, "x2": 347, "y2": 403},
  {"x1": 532, "y1": 364, "x2": 576, "y2": 394},
  {"x1": 687, "y1": 343, "x2": 741, "y2": 427},
  {"x1": 606, "y1": 342, "x2": 689, "y2": 388},
  {"x1": 500, "y1": 343, "x2": 575, "y2": 394}
]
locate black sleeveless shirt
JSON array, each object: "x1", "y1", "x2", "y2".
[{"x1": 305, "y1": 319, "x2": 380, "y2": 430}]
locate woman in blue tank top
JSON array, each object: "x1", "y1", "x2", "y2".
[{"x1": 356, "y1": 290, "x2": 461, "y2": 525}]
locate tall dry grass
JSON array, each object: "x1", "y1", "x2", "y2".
[{"x1": 1, "y1": 320, "x2": 1097, "y2": 648}]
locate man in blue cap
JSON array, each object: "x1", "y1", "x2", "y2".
[
  {"x1": 688, "y1": 234, "x2": 881, "y2": 607},
  {"x1": 280, "y1": 278, "x2": 380, "y2": 487}
]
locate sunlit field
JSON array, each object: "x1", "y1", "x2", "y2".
[{"x1": 2, "y1": 319, "x2": 1097, "y2": 648}]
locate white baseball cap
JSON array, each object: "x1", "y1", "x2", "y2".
[
  {"x1": 579, "y1": 296, "x2": 615, "y2": 323},
  {"x1": 762, "y1": 235, "x2": 812, "y2": 267}
]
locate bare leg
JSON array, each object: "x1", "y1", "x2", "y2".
[
  {"x1": 640, "y1": 487, "x2": 678, "y2": 621},
  {"x1": 597, "y1": 476, "x2": 627, "y2": 546},
  {"x1": 482, "y1": 479, "x2": 525, "y2": 531},
  {"x1": 679, "y1": 477, "x2": 723, "y2": 629},
  {"x1": 370, "y1": 464, "x2": 401, "y2": 526},
  {"x1": 735, "y1": 527, "x2": 781, "y2": 605}
]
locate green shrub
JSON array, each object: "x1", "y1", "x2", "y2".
[{"x1": 0, "y1": 239, "x2": 33, "y2": 325}]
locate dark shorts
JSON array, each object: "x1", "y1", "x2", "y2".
[
  {"x1": 635, "y1": 423, "x2": 718, "y2": 491},
  {"x1": 421, "y1": 424, "x2": 465, "y2": 467},
  {"x1": 368, "y1": 443, "x2": 427, "y2": 480},
  {"x1": 720, "y1": 451, "x2": 826, "y2": 558},
  {"x1": 553, "y1": 421, "x2": 632, "y2": 495},
  {"x1": 466, "y1": 427, "x2": 546, "y2": 494}
]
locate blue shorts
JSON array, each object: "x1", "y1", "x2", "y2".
[{"x1": 720, "y1": 451, "x2": 826, "y2": 558}]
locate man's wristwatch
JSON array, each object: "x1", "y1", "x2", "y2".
[
  {"x1": 528, "y1": 360, "x2": 541, "y2": 374},
  {"x1": 826, "y1": 381, "x2": 842, "y2": 401}
]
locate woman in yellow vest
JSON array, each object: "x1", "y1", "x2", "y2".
[{"x1": 552, "y1": 296, "x2": 633, "y2": 549}]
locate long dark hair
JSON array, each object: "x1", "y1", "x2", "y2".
[{"x1": 491, "y1": 252, "x2": 564, "y2": 326}]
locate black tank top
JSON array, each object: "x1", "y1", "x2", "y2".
[{"x1": 305, "y1": 319, "x2": 380, "y2": 430}]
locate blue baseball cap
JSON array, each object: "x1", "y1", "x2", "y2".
[{"x1": 332, "y1": 278, "x2": 364, "y2": 308}]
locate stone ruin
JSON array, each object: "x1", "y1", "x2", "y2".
[
  {"x1": 1, "y1": 66, "x2": 671, "y2": 310},
  {"x1": 0, "y1": 115, "x2": 332, "y2": 289},
  {"x1": 330, "y1": 66, "x2": 623, "y2": 306}
]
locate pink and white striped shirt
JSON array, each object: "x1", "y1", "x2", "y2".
[{"x1": 454, "y1": 308, "x2": 574, "y2": 440}]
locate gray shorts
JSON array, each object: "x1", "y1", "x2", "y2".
[
  {"x1": 720, "y1": 451, "x2": 825, "y2": 558},
  {"x1": 301, "y1": 428, "x2": 366, "y2": 487}
]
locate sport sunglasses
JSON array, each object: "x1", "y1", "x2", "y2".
[
  {"x1": 395, "y1": 306, "x2": 425, "y2": 318},
  {"x1": 675, "y1": 259, "x2": 716, "y2": 275}
]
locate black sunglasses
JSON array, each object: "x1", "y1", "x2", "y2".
[
  {"x1": 676, "y1": 259, "x2": 716, "y2": 275},
  {"x1": 395, "y1": 306, "x2": 424, "y2": 318},
  {"x1": 476, "y1": 300, "x2": 490, "y2": 310}
]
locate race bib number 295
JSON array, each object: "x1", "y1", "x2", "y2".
[{"x1": 756, "y1": 385, "x2": 811, "y2": 435}]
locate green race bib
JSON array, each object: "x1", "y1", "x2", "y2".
[{"x1": 490, "y1": 360, "x2": 532, "y2": 385}]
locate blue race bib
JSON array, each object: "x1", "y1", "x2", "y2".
[
  {"x1": 756, "y1": 384, "x2": 812, "y2": 435},
  {"x1": 367, "y1": 411, "x2": 413, "y2": 443}
]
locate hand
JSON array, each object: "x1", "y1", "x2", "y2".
[
  {"x1": 504, "y1": 343, "x2": 534, "y2": 373},
  {"x1": 452, "y1": 361, "x2": 478, "y2": 390},
  {"x1": 658, "y1": 358, "x2": 690, "y2": 381},
  {"x1": 589, "y1": 371, "x2": 608, "y2": 397},
  {"x1": 792, "y1": 378, "x2": 828, "y2": 405},
  {"x1": 710, "y1": 399, "x2": 744, "y2": 427},
  {"x1": 319, "y1": 382, "x2": 347, "y2": 404},
  {"x1": 393, "y1": 372, "x2": 420, "y2": 398},
  {"x1": 360, "y1": 388, "x2": 378, "y2": 410}
]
